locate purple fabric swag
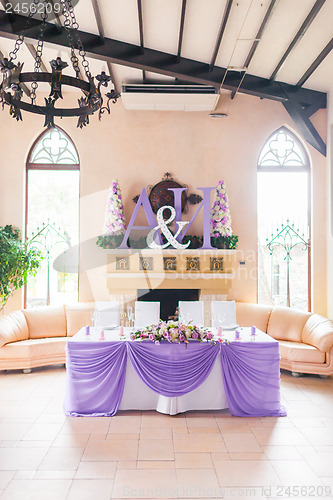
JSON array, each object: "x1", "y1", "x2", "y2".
[{"x1": 64, "y1": 340, "x2": 286, "y2": 417}]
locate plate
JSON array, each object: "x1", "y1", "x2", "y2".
[
  {"x1": 222, "y1": 324, "x2": 239, "y2": 330},
  {"x1": 100, "y1": 325, "x2": 118, "y2": 330}
]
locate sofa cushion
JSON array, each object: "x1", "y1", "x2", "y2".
[
  {"x1": 236, "y1": 302, "x2": 272, "y2": 333},
  {"x1": 0, "y1": 337, "x2": 67, "y2": 359},
  {"x1": 302, "y1": 314, "x2": 333, "y2": 353},
  {"x1": 279, "y1": 340, "x2": 326, "y2": 364},
  {"x1": 65, "y1": 302, "x2": 95, "y2": 337},
  {"x1": 23, "y1": 305, "x2": 66, "y2": 339},
  {"x1": 267, "y1": 306, "x2": 311, "y2": 342},
  {"x1": 0, "y1": 311, "x2": 29, "y2": 348}
]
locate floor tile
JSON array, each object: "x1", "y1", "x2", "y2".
[
  {"x1": 38, "y1": 447, "x2": 85, "y2": 470},
  {"x1": 67, "y1": 479, "x2": 114, "y2": 500},
  {"x1": 1, "y1": 479, "x2": 71, "y2": 500},
  {"x1": 175, "y1": 452, "x2": 213, "y2": 468},
  {"x1": 173, "y1": 434, "x2": 227, "y2": 453},
  {"x1": 112, "y1": 469, "x2": 177, "y2": 498},
  {"x1": 138, "y1": 439, "x2": 174, "y2": 460},
  {"x1": 223, "y1": 433, "x2": 262, "y2": 453},
  {"x1": 0, "y1": 446, "x2": 49, "y2": 470},
  {"x1": 176, "y1": 468, "x2": 221, "y2": 498},
  {"x1": 140, "y1": 427, "x2": 172, "y2": 440},
  {"x1": 75, "y1": 461, "x2": 117, "y2": 479},
  {"x1": 215, "y1": 460, "x2": 281, "y2": 487},
  {"x1": 270, "y1": 459, "x2": 324, "y2": 485},
  {"x1": 83, "y1": 439, "x2": 138, "y2": 461}
]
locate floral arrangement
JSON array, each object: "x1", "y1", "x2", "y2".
[
  {"x1": 102, "y1": 179, "x2": 126, "y2": 237},
  {"x1": 210, "y1": 180, "x2": 233, "y2": 238},
  {"x1": 130, "y1": 320, "x2": 219, "y2": 344}
]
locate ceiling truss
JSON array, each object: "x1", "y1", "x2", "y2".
[{"x1": 0, "y1": 9, "x2": 327, "y2": 156}]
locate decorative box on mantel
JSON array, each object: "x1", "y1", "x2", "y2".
[{"x1": 106, "y1": 249, "x2": 236, "y2": 296}]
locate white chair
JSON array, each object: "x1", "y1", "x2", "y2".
[
  {"x1": 178, "y1": 301, "x2": 204, "y2": 326},
  {"x1": 94, "y1": 301, "x2": 120, "y2": 327},
  {"x1": 211, "y1": 300, "x2": 236, "y2": 328},
  {"x1": 134, "y1": 301, "x2": 160, "y2": 328}
]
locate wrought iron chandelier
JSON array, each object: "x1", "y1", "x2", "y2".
[{"x1": 0, "y1": 0, "x2": 120, "y2": 128}]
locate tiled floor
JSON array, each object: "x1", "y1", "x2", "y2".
[{"x1": 0, "y1": 367, "x2": 333, "y2": 499}]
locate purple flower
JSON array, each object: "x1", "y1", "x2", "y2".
[
  {"x1": 179, "y1": 334, "x2": 185, "y2": 342},
  {"x1": 214, "y1": 232, "x2": 220, "y2": 238},
  {"x1": 218, "y1": 180, "x2": 222, "y2": 185},
  {"x1": 163, "y1": 332, "x2": 169, "y2": 338},
  {"x1": 113, "y1": 188, "x2": 117, "y2": 193},
  {"x1": 149, "y1": 333, "x2": 155, "y2": 341},
  {"x1": 192, "y1": 331, "x2": 198, "y2": 339}
]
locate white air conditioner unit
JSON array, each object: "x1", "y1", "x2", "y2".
[{"x1": 121, "y1": 84, "x2": 219, "y2": 111}]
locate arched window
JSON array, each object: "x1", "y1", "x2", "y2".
[
  {"x1": 25, "y1": 127, "x2": 80, "y2": 307},
  {"x1": 257, "y1": 127, "x2": 311, "y2": 311}
]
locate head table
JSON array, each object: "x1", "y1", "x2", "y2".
[{"x1": 63, "y1": 327, "x2": 286, "y2": 418}]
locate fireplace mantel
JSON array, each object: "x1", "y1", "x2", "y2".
[{"x1": 106, "y1": 248, "x2": 237, "y2": 293}]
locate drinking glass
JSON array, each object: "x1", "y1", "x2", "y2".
[{"x1": 127, "y1": 305, "x2": 134, "y2": 328}]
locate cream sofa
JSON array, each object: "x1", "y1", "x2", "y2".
[
  {"x1": 0, "y1": 302, "x2": 333, "y2": 376},
  {"x1": 236, "y1": 302, "x2": 333, "y2": 376},
  {"x1": 0, "y1": 303, "x2": 94, "y2": 372}
]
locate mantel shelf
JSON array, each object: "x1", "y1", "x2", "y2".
[{"x1": 106, "y1": 272, "x2": 235, "y2": 279}]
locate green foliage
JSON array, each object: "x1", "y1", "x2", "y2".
[
  {"x1": 97, "y1": 232, "x2": 238, "y2": 250},
  {"x1": 0, "y1": 225, "x2": 42, "y2": 311}
]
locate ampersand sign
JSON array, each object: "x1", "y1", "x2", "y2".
[{"x1": 147, "y1": 206, "x2": 190, "y2": 249}]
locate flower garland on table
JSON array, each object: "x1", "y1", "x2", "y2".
[
  {"x1": 130, "y1": 320, "x2": 223, "y2": 344},
  {"x1": 210, "y1": 180, "x2": 233, "y2": 238}
]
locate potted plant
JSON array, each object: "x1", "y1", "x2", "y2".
[{"x1": 0, "y1": 225, "x2": 41, "y2": 312}]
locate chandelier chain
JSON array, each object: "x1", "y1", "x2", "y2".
[
  {"x1": 8, "y1": 0, "x2": 41, "y2": 62},
  {"x1": 60, "y1": 0, "x2": 91, "y2": 79},
  {"x1": 30, "y1": 1, "x2": 48, "y2": 104}
]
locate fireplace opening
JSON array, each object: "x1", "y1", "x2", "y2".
[{"x1": 137, "y1": 289, "x2": 199, "y2": 321}]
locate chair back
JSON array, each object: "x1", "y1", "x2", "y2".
[
  {"x1": 134, "y1": 301, "x2": 160, "y2": 328},
  {"x1": 94, "y1": 301, "x2": 120, "y2": 327},
  {"x1": 178, "y1": 301, "x2": 204, "y2": 326},
  {"x1": 211, "y1": 300, "x2": 236, "y2": 328}
]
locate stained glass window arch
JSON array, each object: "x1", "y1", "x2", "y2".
[
  {"x1": 25, "y1": 127, "x2": 80, "y2": 307},
  {"x1": 257, "y1": 126, "x2": 311, "y2": 312},
  {"x1": 257, "y1": 126, "x2": 310, "y2": 172},
  {"x1": 27, "y1": 126, "x2": 80, "y2": 168}
]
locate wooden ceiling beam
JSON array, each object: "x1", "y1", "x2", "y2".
[
  {"x1": 209, "y1": 0, "x2": 233, "y2": 70},
  {"x1": 243, "y1": 0, "x2": 278, "y2": 69},
  {"x1": 91, "y1": 0, "x2": 119, "y2": 93},
  {"x1": 137, "y1": 0, "x2": 145, "y2": 83},
  {"x1": 297, "y1": 37, "x2": 333, "y2": 87},
  {"x1": 177, "y1": 0, "x2": 187, "y2": 61},
  {"x1": 270, "y1": 0, "x2": 326, "y2": 81},
  {"x1": 0, "y1": 10, "x2": 327, "y2": 155},
  {"x1": 0, "y1": 11, "x2": 326, "y2": 104}
]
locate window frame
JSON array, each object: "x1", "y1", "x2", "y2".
[
  {"x1": 257, "y1": 126, "x2": 311, "y2": 311},
  {"x1": 25, "y1": 126, "x2": 80, "y2": 308}
]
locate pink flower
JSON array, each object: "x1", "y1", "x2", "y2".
[
  {"x1": 149, "y1": 333, "x2": 155, "y2": 341},
  {"x1": 179, "y1": 334, "x2": 185, "y2": 342},
  {"x1": 206, "y1": 332, "x2": 213, "y2": 340},
  {"x1": 192, "y1": 331, "x2": 198, "y2": 339}
]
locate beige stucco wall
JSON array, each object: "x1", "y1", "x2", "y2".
[{"x1": 0, "y1": 91, "x2": 328, "y2": 316}]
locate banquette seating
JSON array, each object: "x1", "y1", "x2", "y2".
[{"x1": 0, "y1": 302, "x2": 333, "y2": 376}]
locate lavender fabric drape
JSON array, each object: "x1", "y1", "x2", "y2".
[
  {"x1": 63, "y1": 342, "x2": 127, "y2": 416},
  {"x1": 127, "y1": 341, "x2": 219, "y2": 397},
  {"x1": 220, "y1": 342, "x2": 287, "y2": 417},
  {"x1": 64, "y1": 339, "x2": 286, "y2": 417}
]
